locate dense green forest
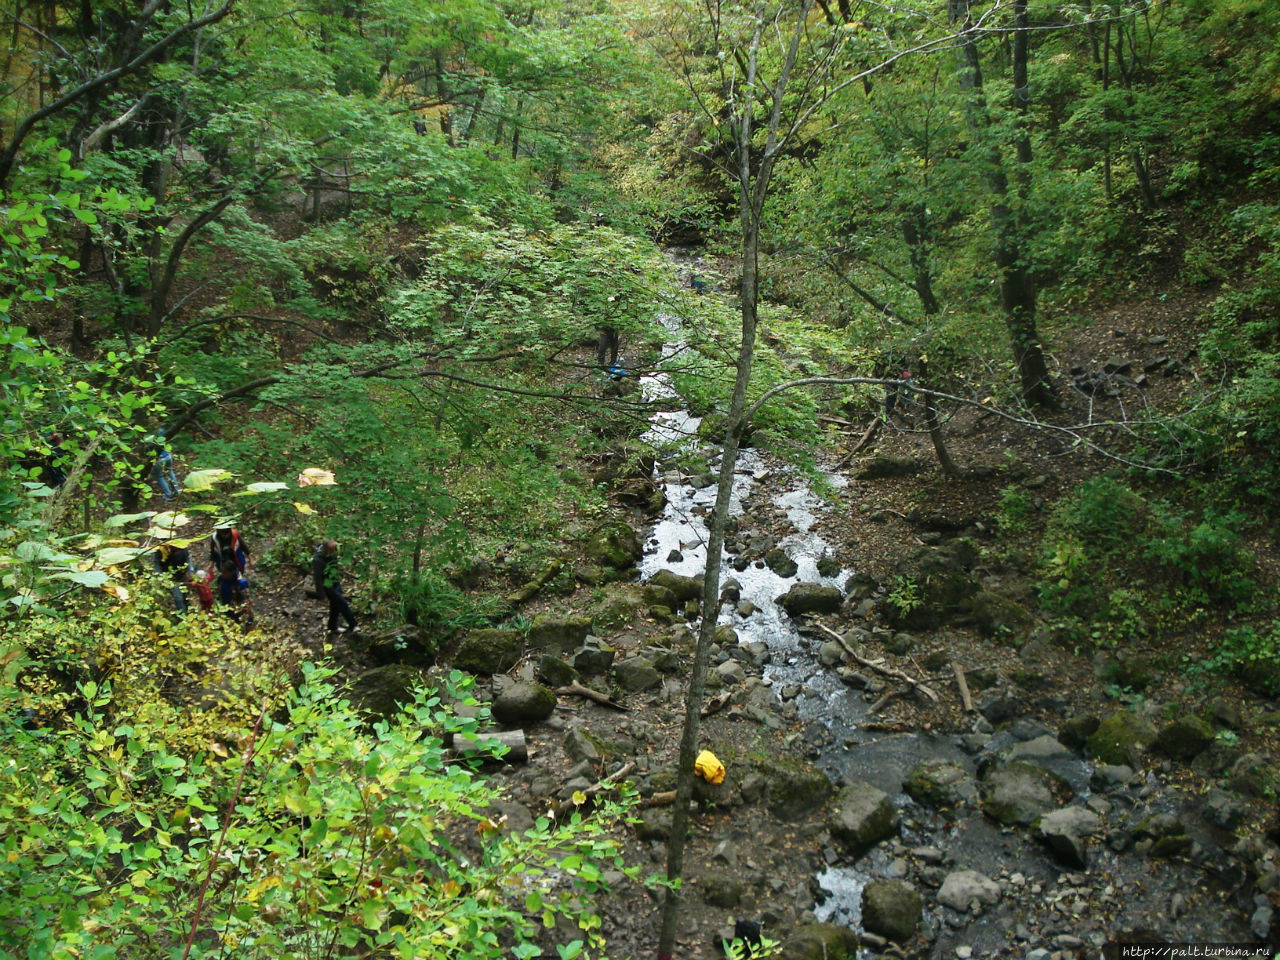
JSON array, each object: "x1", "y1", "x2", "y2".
[{"x1": 2, "y1": 0, "x2": 1279, "y2": 957}]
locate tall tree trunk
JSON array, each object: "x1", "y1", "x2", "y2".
[
  {"x1": 434, "y1": 50, "x2": 454, "y2": 145},
  {"x1": 949, "y1": 0, "x2": 1057, "y2": 409},
  {"x1": 901, "y1": 208, "x2": 959, "y2": 476},
  {"x1": 657, "y1": 9, "x2": 811, "y2": 955}
]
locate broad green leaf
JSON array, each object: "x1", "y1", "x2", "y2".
[
  {"x1": 104, "y1": 512, "x2": 156, "y2": 528},
  {"x1": 183, "y1": 469, "x2": 233, "y2": 492},
  {"x1": 95, "y1": 547, "x2": 143, "y2": 566},
  {"x1": 236, "y1": 482, "x2": 289, "y2": 495},
  {"x1": 50, "y1": 569, "x2": 111, "y2": 588}
]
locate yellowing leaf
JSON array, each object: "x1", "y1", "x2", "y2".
[
  {"x1": 102, "y1": 584, "x2": 130, "y2": 602},
  {"x1": 293, "y1": 502, "x2": 315, "y2": 514},
  {"x1": 297, "y1": 467, "x2": 336, "y2": 487},
  {"x1": 571, "y1": 790, "x2": 588, "y2": 806}
]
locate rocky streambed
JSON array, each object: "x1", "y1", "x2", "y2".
[{"x1": 344, "y1": 272, "x2": 1280, "y2": 959}]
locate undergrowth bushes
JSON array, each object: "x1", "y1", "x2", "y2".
[
  {"x1": 2, "y1": 601, "x2": 636, "y2": 960},
  {"x1": 1036, "y1": 476, "x2": 1260, "y2": 646}
]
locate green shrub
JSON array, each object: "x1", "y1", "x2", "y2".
[
  {"x1": 997, "y1": 484, "x2": 1033, "y2": 534},
  {"x1": 1198, "y1": 621, "x2": 1280, "y2": 697},
  {"x1": 0, "y1": 659, "x2": 636, "y2": 960},
  {"x1": 1037, "y1": 477, "x2": 1262, "y2": 641}
]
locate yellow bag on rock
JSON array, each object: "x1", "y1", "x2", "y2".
[{"x1": 694, "y1": 750, "x2": 726, "y2": 785}]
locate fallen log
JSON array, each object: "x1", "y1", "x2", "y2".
[
  {"x1": 817, "y1": 623, "x2": 940, "y2": 703},
  {"x1": 642, "y1": 790, "x2": 677, "y2": 808},
  {"x1": 952, "y1": 661, "x2": 974, "y2": 713},
  {"x1": 836, "y1": 417, "x2": 882, "y2": 466},
  {"x1": 868, "y1": 687, "x2": 903, "y2": 715},
  {"x1": 556, "y1": 681, "x2": 628, "y2": 711}
]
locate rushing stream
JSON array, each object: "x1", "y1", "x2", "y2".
[{"x1": 631, "y1": 277, "x2": 1265, "y2": 954}]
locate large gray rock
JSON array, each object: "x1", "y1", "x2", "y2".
[
  {"x1": 1034, "y1": 806, "x2": 1102, "y2": 869},
  {"x1": 635, "y1": 807, "x2": 672, "y2": 842},
  {"x1": 778, "y1": 582, "x2": 843, "y2": 616},
  {"x1": 564, "y1": 724, "x2": 602, "y2": 763},
  {"x1": 862, "y1": 879, "x2": 921, "y2": 943},
  {"x1": 1000, "y1": 735, "x2": 1077, "y2": 782},
  {"x1": 1087, "y1": 710, "x2": 1157, "y2": 766},
  {"x1": 648, "y1": 569, "x2": 704, "y2": 602},
  {"x1": 613, "y1": 656, "x2": 661, "y2": 693},
  {"x1": 829, "y1": 781, "x2": 899, "y2": 856},
  {"x1": 527, "y1": 614, "x2": 591, "y2": 655},
  {"x1": 766, "y1": 760, "x2": 835, "y2": 821},
  {"x1": 490, "y1": 680, "x2": 556, "y2": 727},
  {"x1": 454, "y1": 628, "x2": 522, "y2": 675},
  {"x1": 981, "y1": 762, "x2": 1070, "y2": 826},
  {"x1": 569, "y1": 641, "x2": 615, "y2": 676},
  {"x1": 937, "y1": 870, "x2": 1001, "y2": 912},
  {"x1": 780, "y1": 924, "x2": 861, "y2": 960}
]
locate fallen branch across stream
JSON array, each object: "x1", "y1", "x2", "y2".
[{"x1": 815, "y1": 622, "x2": 940, "y2": 703}]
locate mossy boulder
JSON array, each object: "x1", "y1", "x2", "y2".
[
  {"x1": 584, "y1": 521, "x2": 642, "y2": 570},
  {"x1": 886, "y1": 542, "x2": 980, "y2": 630},
  {"x1": 648, "y1": 569, "x2": 704, "y2": 602},
  {"x1": 1150, "y1": 714, "x2": 1214, "y2": 762},
  {"x1": 981, "y1": 761, "x2": 1071, "y2": 826},
  {"x1": 765, "y1": 759, "x2": 835, "y2": 821},
  {"x1": 780, "y1": 924, "x2": 861, "y2": 960},
  {"x1": 969, "y1": 590, "x2": 1033, "y2": 638},
  {"x1": 613, "y1": 656, "x2": 661, "y2": 693},
  {"x1": 589, "y1": 585, "x2": 643, "y2": 631},
  {"x1": 453, "y1": 629, "x2": 522, "y2": 676},
  {"x1": 1086, "y1": 710, "x2": 1157, "y2": 766},
  {"x1": 490, "y1": 681, "x2": 557, "y2": 727},
  {"x1": 764, "y1": 547, "x2": 799, "y2": 578},
  {"x1": 536, "y1": 655, "x2": 577, "y2": 688},
  {"x1": 829, "y1": 781, "x2": 899, "y2": 856},
  {"x1": 861, "y1": 880, "x2": 921, "y2": 943},
  {"x1": 905, "y1": 760, "x2": 972, "y2": 809},
  {"x1": 527, "y1": 614, "x2": 591, "y2": 655},
  {"x1": 778, "y1": 582, "x2": 843, "y2": 616},
  {"x1": 1058, "y1": 714, "x2": 1101, "y2": 751}
]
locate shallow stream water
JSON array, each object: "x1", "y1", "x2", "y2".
[{"x1": 631, "y1": 286, "x2": 1262, "y2": 954}]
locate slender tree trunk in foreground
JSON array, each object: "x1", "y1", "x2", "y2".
[{"x1": 657, "y1": 5, "x2": 810, "y2": 953}]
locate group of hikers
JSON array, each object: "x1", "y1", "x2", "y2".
[{"x1": 152, "y1": 526, "x2": 358, "y2": 638}]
